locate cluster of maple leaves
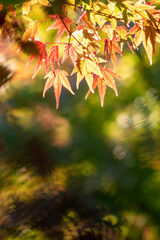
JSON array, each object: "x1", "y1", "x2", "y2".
[{"x1": 1, "y1": 0, "x2": 160, "y2": 108}]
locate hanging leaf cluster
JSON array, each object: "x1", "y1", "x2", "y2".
[{"x1": 1, "y1": 0, "x2": 160, "y2": 108}]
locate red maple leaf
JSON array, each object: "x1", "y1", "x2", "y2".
[
  {"x1": 47, "y1": 15, "x2": 72, "y2": 40},
  {"x1": 27, "y1": 41, "x2": 48, "y2": 79}
]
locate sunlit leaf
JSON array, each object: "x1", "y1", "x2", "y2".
[
  {"x1": 49, "y1": 45, "x2": 59, "y2": 70},
  {"x1": 38, "y1": 0, "x2": 49, "y2": 6},
  {"x1": 22, "y1": 1, "x2": 31, "y2": 15},
  {"x1": 22, "y1": 18, "x2": 38, "y2": 42},
  {"x1": 62, "y1": 43, "x2": 77, "y2": 65},
  {"x1": 102, "y1": 25, "x2": 113, "y2": 41},
  {"x1": 47, "y1": 15, "x2": 72, "y2": 40},
  {"x1": 43, "y1": 70, "x2": 74, "y2": 108},
  {"x1": 101, "y1": 68, "x2": 119, "y2": 96}
]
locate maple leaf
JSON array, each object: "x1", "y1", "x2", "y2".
[
  {"x1": 134, "y1": 28, "x2": 144, "y2": 48},
  {"x1": 85, "y1": 68, "x2": 122, "y2": 106},
  {"x1": 101, "y1": 68, "x2": 120, "y2": 96},
  {"x1": 104, "y1": 38, "x2": 122, "y2": 69},
  {"x1": 85, "y1": 74, "x2": 106, "y2": 107},
  {"x1": 129, "y1": 24, "x2": 139, "y2": 36},
  {"x1": 129, "y1": 23, "x2": 145, "y2": 49},
  {"x1": 130, "y1": 22, "x2": 156, "y2": 64},
  {"x1": 22, "y1": 1, "x2": 31, "y2": 15},
  {"x1": 72, "y1": 28, "x2": 100, "y2": 53},
  {"x1": 62, "y1": 43, "x2": 78, "y2": 66},
  {"x1": 22, "y1": 0, "x2": 49, "y2": 15},
  {"x1": 89, "y1": 2, "x2": 108, "y2": 27},
  {"x1": 129, "y1": 4, "x2": 160, "y2": 64},
  {"x1": 47, "y1": 15, "x2": 72, "y2": 40},
  {"x1": 71, "y1": 57, "x2": 105, "y2": 91},
  {"x1": 143, "y1": 25, "x2": 156, "y2": 65},
  {"x1": 83, "y1": 29, "x2": 101, "y2": 53},
  {"x1": 81, "y1": 57, "x2": 102, "y2": 91},
  {"x1": 22, "y1": 16, "x2": 38, "y2": 42},
  {"x1": 49, "y1": 45, "x2": 59, "y2": 70},
  {"x1": 102, "y1": 25, "x2": 113, "y2": 41},
  {"x1": 28, "y1": 41, "x2": 48, "y2": 78},
  {"x1": 43, "y1": 70, "x2": 74, "y2": 109},
  {"x1": 116, "y1": 26, "x2": 128, "y2": 40}
]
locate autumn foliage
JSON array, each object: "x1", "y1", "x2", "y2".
[{"x1": 1, "y1": 0, "x2": 160, "y2": 108}]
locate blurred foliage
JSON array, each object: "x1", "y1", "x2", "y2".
[
  {"x1": 1, "y1": 0, "x2": 26, "y2": 8},
  {"x1": 0, "y1": 3, "x2": 160, "y2": 240}
]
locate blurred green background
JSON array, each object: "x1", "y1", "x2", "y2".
[{"x1": 0, "y1": 2, "x2": 160, "y2": 240}]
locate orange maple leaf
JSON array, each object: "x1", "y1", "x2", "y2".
[
  {"x1": 85, "y1": 75, "x2": 106, "y2": 107},
  {"x1": 129, "y1": 22, "x2": 157, "y2": 64},
  {"x1": 101, "y1": 68, "x2": 120, "y2": 96},
  {"x1": 49, "y1": 45, "x2": 59, "y2": 70},
  {"x1": 62, "y1": 43, "x2": 78, "y2": 65},
  {"x1": 47, "y1": 15, "x2": 72, "y2": 40},
  {"x1": 85, "y1": 68, "x2": 122, "y2": 106},
  {"x1": 143, "y1": 25, "x2": 156, "y2": 65},
  {"x1": 104, "y1": 38, "x2": 122, "y2": 69},
  {"x1": 43, "y1": 70, "x2": 74, "y2": 108}
]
